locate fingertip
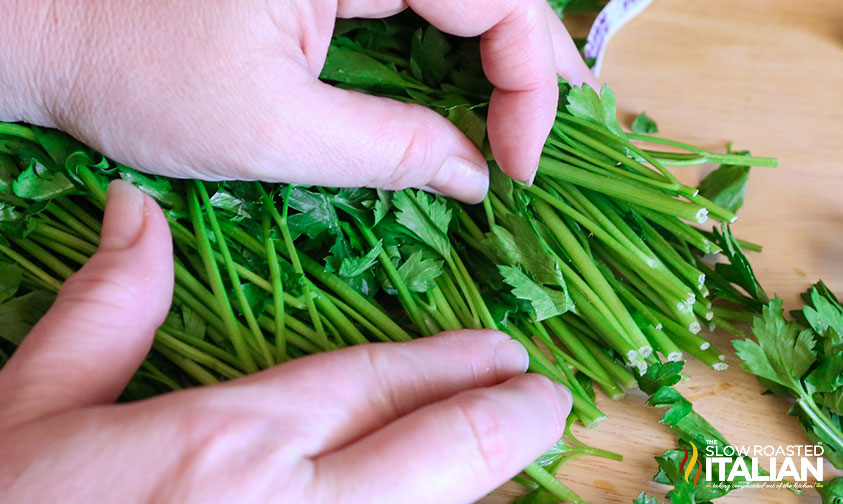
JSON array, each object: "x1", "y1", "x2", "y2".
[
  {"x1": 553, "y1": 381, "x2": 574, "y2": 419},
  {"x1": 423, "y1": 155, "x2": 489, "y2": 204},
  {"x1": 100, "y1": 180, "x2": 145, "y2": 251},
  {"x1": 487, "y1": 86, "x2": 556, "y2": 183}
]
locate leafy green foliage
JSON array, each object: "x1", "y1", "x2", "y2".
[
  {"x1": 498, "y1": 265, "x2": 570, "y2": 321},
  {"x1": 0, "y1": 263, "x2": 54, "y2": 345},
  {"x1": 392, "y1": 190, "x2": 452, "y2": 259},
  {"x1": 633, "y1": 492, "x2": 660, "y2": 504},
  {"x1": 699, "y1": 163, "x2": 750, "y2": 214},
  {"x1": 819, "y1": 477, "x2": 843, "y2": 504},
  {"x1": 631, "y1": 112, "x2": 659, "y2": 134},
  {"x1": 565, "y1": 84, "x2": 625, "y2": 138},
  {"x1": 13, "y1": 162, "x2": 77, "y2": 200},
  {"x1": 735, "y1": 287, "x2": 843, "y2": 469},
  {"x1": 710, "y1": 224, "x2": 768, "y2": 307},
  {"x1": 395, "y1": 250, "x2": 443, "y2": 292}
]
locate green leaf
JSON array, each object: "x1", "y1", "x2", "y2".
[
  {"x1": 396, "y1": 250, "x2": 443, "y2": 292},
  {"x1": 322, "y1": 44, "x2": 425, "y2": 93},
  {"x1": 339, "y1": 239, "x2": 383, "y2": 278},
  {"x1": 498, "y1": 265, "x2": 570, "y2": 321},
  {"x1": 120, "y1": 167, "x2": 184, "y2": 210},
  {"x1": 31, "y1": 126, "x2": 87, "y2": 169},
  {"x1": 637, "y1": 361, "x2": 684, "y2": 395},
  {"x1": 631, "y1": 112, "x2": 659, "y2": 134},
  {"x1": 735, "y1": 297, "x2": 816, "y2": 393},
  {"x1": 181, "y1": 305, "x2": 207, "y2": 339},
  {"x1": 13, "y1": 161, "x2": 77, "y2": 201},
  {"x1": 447, "y1": 106, "x2": 486, "y2": 149},
  {"x1": 409, "y1": 26, "x2": 453, "y2": 86},
  {"x1": 0, "y1": 290, "x2": 55, "y2": 345},
  {"x1": 565, "y1": 84, "x2": 625, "y2": 138},
  {"x1": 712, "y1": 224, "x2": 768, "y2": 304},
  {"x1": 818, "y1": 477, "x2": 843, "y2": 504},
  {"x1": 633, "y1": 492, "x2": 660, "y2": 504},
  {"x1": 392, "y1": 190, "x2": 452, "y2": 259},
  {"x1": 0, "y1": 262, "x2": 23, "y2": 303},
  {"x1": 698, "y1": 164, "x2": 750, "y2": 214}
]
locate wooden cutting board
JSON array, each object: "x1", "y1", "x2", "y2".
[{"x1": 484, "y1": 0, "x2": 843, "y2": 502}]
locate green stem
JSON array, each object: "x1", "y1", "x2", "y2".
[
  {"x1": 628, "y1": 134, "x2": 779, "y2": 167},
  {"x1": 261, "y1": 210, "x2": 286, "y2": 361},
  {"x1": 522, "y1": 463, "x2": 586, "y2": 504},
  {"x1": 0, "y1": 123, "x2": 37, "y2": 142},
  {"x1": 187, "y1": 183, "x2": 257, "y2": 373},
  {"x1": 195, "y1": 181, "x2": 274, "y2": 368}
]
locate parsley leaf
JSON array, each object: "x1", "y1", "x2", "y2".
[
  {"x1": 565, "y1": 84, "x2": 625, "y2": 138},
  {"x1": 631, "y1": 112, "x2": 659, "y2": 134},
  {"x1": 698, "y1": 163, "x2": 750, "y2": 214},
  {"x1": 498, "y1": 265, "x2": 570, "y2": 321},
  {"x1": 392, "y1": 190, "x2": 452, "y2": 259}
]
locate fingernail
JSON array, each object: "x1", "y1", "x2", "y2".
[
  {"x1": 100, "y1": 180, "x2": 145, "y2": 251},
  {"x1": 553, "y1": 382, "x2": 574, "y2": 415},
  {"x1": 526, "y1": 167, "x2": 538, "y2": 187},
  {"x1": 425, "y1": 156, "x2": 489, "y2": 204},
  {"x1": 494, "y1": 338, "x2": 530, "y2": 374}
]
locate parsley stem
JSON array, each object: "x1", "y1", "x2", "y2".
[
  {"x1": 0, "y1": 243, "x2": 63, "y2": 291},
  {"x1": 544, "y1": 318, "x2": 625, "y2": 399},
  {"x1": 221, "y1": 221, "x2": 412, "y2": 342},
  {"x1": 628, "y1": 134, "x2": 779, "y2": 168},
  {"x1": 798, "y1": 398, "x2": 843, "y2": 455},
  {"x1": 154, "y1": 343, "x2": 219, "y2": 386},
  {"x1": 522, "y1": 463, "x2": 586, "y2": 504},
  {"x1": 539, "y1": 157, "x2": 707, "y2": 223},
  {"x1": 32, "y1": 222, "x2": 97, "y2": 255},
  {"x1": 506, "y1": 324, "x2": 606, "y2": 428},
  {"x1": 536, "y1": 199, "x2": 651, "y2": 357},
  {"x1": 29, "y1": 233, "x2": 89, "y2": 265},
  {"x1": 46, "y1": 202, "x2": 102, "y2": 244},
  {"x1": 156, "y1": 328, "x2": 243, "y2": 380},
  {"x1": 262, "y1": 212, "x2": 286, "y2": 361},
  {"x1": 357, "y1": 222, "x2": 429, "y2": 336},
  {"x1": 187, "y1": 184, "x2": 258, "y2": 373},
  {"x1": 161, "y1": 325, "x2": 247, "y2": 371},
  {"x1": 10, "y1": 237, "x2": 75, "y2": 279},
  {"x1": 0, "y1": 123, "x2": 37, "y2": 142},
  {"x1": 195, "y1": 181, "x2": 274, "y2": 368}
]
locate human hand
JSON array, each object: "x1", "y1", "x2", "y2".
[
  {"x1": 1, "y1": 0, "x2": 595, "y2": 203},
  {"x1": 0, "y1": 181, "x2": 573, "y2": 503}
]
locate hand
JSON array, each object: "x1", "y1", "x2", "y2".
[
  {"x1": 1, "y1": 0, "x2": 595, "y2": 203},
  {"x1": 0, "y1": 181, "x2": 573, "y2": 503}
]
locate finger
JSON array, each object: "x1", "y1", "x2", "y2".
[
  {"x1": 544, "y1": 2, "x2": 599, "y2": 89},
  {"x1": 309, "y1": 374, "x2": 573, "y2": 504},
  {"x1": 339, "y1": 0, "x2": 559, "y2": 184},
  {"x1": 272, "y1": 81, "x2": 489, "y2": 203},
  {"x1": 336, "y1": 0, "x2": 407, "y2": 18},
  {"x1": 229, "y1": 330, "x2": 529, "y2": 455},
  {"x1": 0, "y1": 181, "x2": 174, "y2": 425}
]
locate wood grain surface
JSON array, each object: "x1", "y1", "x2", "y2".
[{"x1": 483, "y1": 0, "x2": 843, "y2": 502}]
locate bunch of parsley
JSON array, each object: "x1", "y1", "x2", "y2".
[{"x1": 0, "y1": 11, "x2": 785, "y2": 504}]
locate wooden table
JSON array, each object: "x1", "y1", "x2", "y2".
[{"x1": 485, "y1": 0, "x2": 843, "y2": 502}]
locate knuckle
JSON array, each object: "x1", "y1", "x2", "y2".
[
  {"x1": 371, "y1": 114, "x2": 435, "y2": 190},
  {"x1": 453, "y1": 393, "x2": 510, "y2": 473},
  {"x1": 58, "y1": 263, "x2": 140, "y2": 311},
  {"x1": 358, "y1": 345, "x2": 409, "y2": 419}
]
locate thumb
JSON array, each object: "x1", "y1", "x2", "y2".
[
  {"x1": 0, "y1": 180, "x2": 174, "y2": 426},
  {"x1": 275, "y1": 82, "x2": 490, "y2": 204}
]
